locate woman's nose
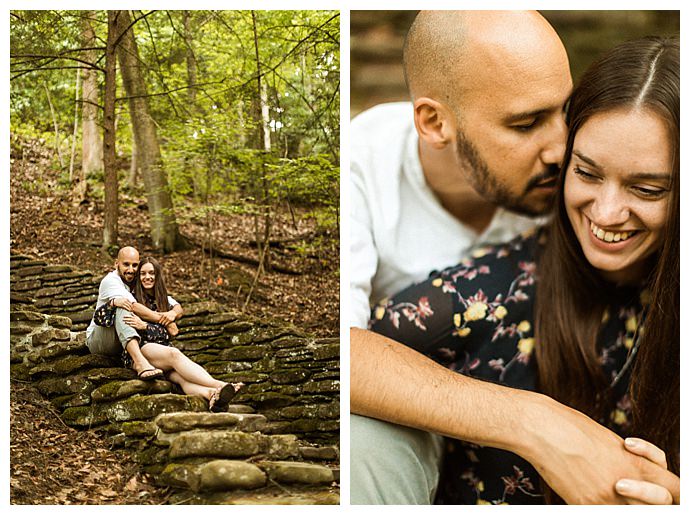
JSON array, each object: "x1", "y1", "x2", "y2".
[{"x1": 590, "y1": 187, "x2": 630, "y2": 226}]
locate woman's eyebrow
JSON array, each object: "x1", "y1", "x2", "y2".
[{"x1": 573, "y1": 150, "x2": 670, "y2": 180}]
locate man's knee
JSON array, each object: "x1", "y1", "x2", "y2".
[{"x1": 350, "y1": 414, "x2": 443, "y2": 504}]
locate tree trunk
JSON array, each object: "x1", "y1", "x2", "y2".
[
  {"x1": 116, "y1": 9, "x2": 184, "y2": 253},
  {"x1": 78, "y1": 11, "x2": 102, "y2": 203},
  {"x1": 183, "y1": 11, "x2": 197, "y2": 107},
  {"x1": 102, "y1": 10, "x2": 119, "y2": 250}
]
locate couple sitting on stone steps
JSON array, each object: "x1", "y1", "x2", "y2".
[{"x1": 86, "y1": 246, "x2": 243, "y2": 412}]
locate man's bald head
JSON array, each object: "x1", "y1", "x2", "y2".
[
  {"x1": 403, "y1": 11, "x2": 567, "y2": 104},
  {"x1": 117, "y1": 246, "x2": 139, "y2": 262}
]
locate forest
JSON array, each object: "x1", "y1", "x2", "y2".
[
  {"x1": 10, "y1": 10, "x2": 340, "y2": 333},
  {"x1": 10, "y1": 10, "x2": 340, "y2": 505}
]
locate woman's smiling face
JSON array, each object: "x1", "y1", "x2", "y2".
[
  {"x1": 139, "y1": 262, "x2": 156, "y2": 291},
  {"x1": 564, "y1": 107, "x2": 672, "y2": 284}
]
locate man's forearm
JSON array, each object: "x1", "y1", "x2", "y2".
[{"x1": 350, "y1": 327, "x2": 537, "y2": 453}]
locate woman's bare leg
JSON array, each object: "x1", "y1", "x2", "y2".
[
  {"x1": 141, "y1": 343, "x2": 224, "y2": 389},
  {"x1": 167, "y1": 370, "x2": 215, "y2": 400}
]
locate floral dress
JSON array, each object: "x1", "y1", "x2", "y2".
[{"x1": 369, "y1": 228, "x2": 646, "y2": 505}]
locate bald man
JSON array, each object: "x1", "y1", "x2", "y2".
[
  {"x1": 86, "y1": 246, "x2": 174, "y2": 380},
  {"x1": 350, "y1": 11, "x2": 572, "y2": 503}
]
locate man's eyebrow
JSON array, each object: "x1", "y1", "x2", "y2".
[
  {"x1": 573, "y1": 150, "x2": 671, "y2": 180},
  {"x1": 503, "y1": 108, "x2": 549, "y2": 124}
]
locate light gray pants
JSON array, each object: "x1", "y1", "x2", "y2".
[
  {"x1": 350, "y1": 414, "x2": 444, "y2": 504},
  {"x1": 86, "y1": 307, "x2": 140, "y2": 356}
]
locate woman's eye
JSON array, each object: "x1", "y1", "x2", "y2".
[
  {"x1": 632, "y1": 185, "x2": 666, "y2": 198},
  {"x1": 573, "y1": 167, "x2": 598, "y2": 180}
]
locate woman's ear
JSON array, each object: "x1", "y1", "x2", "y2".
[{"x1": 413, "y1": 97, "x2": 455, "y2": 150}]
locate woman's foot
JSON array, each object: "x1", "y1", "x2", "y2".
[{"x1": 208, "y1": 382, "x2": 245, "y2": 412}]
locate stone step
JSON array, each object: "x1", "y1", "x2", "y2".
[
  {"x1": 164, "y1": 430, "x2": 300, "y2": 460},
  {"x1": 158, "y1": 458, "x2": 337, "y2": 494},
  {"x1": 168, "y1": 486, "x2": 339, "y2": 505},
  {"x1": 155, "y1": 412, "x2": 268, "y2": 435}
]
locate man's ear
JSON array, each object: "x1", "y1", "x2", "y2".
[{"x1": 413, "y1": 97, "x2": 455, "y2": 150}]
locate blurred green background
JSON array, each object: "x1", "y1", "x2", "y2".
[{"x1": 350, "y1": 10, "x2": 680, "y2": 116}]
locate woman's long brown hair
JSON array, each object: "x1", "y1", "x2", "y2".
[
  {"x1": 535, "y1": 36, "x2": 680, "y2": 499},
  {"x1": 133, "y1": 256, "x2": 172, "y2": 312}
]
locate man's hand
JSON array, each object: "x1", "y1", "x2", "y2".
[
  {"x1": 519, "y1": 397, "x2": 680, "y2": 504},
  {"x1": 112, "y1": 297, "x2": 134, "y2": 311}
]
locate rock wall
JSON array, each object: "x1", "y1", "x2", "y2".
[{"x1": 10, "y1": 253, "x2": 340, "y2": 504}]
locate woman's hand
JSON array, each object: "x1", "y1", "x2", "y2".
[
  {"x1": 518, "y1": 396, "x2": 680, "y2": 504},
  {"x1": 615, "y1": 438, "x2": 678, "y2": 504},
  {"x1": 158, "y1": 310, "x2": 177, "y2": 326},
  {"x1": 123, "y1": 313, "x2": 147, "y2": 331}
]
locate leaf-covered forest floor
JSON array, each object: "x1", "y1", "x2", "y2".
[{"x1": 9, "y1": 136, "x2": 340, "y2": 504}]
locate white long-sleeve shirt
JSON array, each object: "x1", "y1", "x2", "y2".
[{"x1": 350, "y1": 102, "x2": 543, "y2": 328}]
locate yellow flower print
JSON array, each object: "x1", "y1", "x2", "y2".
[
  {"x1": 457, "y1": 327, "x2": 472, "y2": 337},
  {"x1": 601, "y1": 309, "x2": 610, "y2": 324},
  {"x1": 625, "y1": 337, "x2": 634, "y2": 350},
  {"x1": 494, "y1": 306, "x2": 507, "y2": 320},
  {"x1": 518, "y1": 338, "x2": 535, "y2": 355},
  {"x1": 640, "y1": 289, "x2": 651, "y2": 306},
  {"x1": 477, "y1": 481, "x2": 485, "y2": 492},
  {"x1": 471, "y1": 246, "x2": 492, "y2": 259},
  {"x1": 612, "y1": 409, "x2": 628, "y2": 426},
  {"x1": 432, "y1": 277, "x2": 443, "y2": 287},
  {"x1": 476, "y1": 499, "x2": 492, "y2": 505},
  {"x1": 625, "y1": 316, "x2": 637, "y2": 334},
  {"x1": 453, "y1": 313, "x2": 462, "y2": 327},
  {"x1": 464, "y1": 302, "x2": 488, "y2": 321},
  {"x1": 374, "y1": 305, "x2": 386, "y2": 320},
  {"x1": 517, "y1": 320, "x2": 531, "y2": 333}
]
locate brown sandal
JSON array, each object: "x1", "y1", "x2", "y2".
[{"x1": 209, "y1": 383, "x2": 244, "y2": 412}]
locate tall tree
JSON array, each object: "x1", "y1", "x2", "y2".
[
  {"x1": 102, "y1": 10, "x2": 119, "y2": 249},
  {"x1": 78, "y1": 11, "x2": 102, "y2": 203},
  {"x1": 116, "y1": 9, "x2": 185, "y2": 252}
]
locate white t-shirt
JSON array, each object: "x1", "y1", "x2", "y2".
[
  {"x1": 350, "y1": 102, "x2": 543, "y2": 328},
  {"x1": 86, "y1": 269, "x2": 179, "y2": 338}
]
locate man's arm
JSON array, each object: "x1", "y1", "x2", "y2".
[{"x1": 350, "y1": 327, "x2": 680, "y2": 504}]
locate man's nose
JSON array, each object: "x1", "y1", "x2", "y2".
[{"x1": 540, "y1": 114, "x2": 568, "y2": 167}]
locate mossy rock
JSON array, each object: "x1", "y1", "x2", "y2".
[
  {"x1": 219, "y1": 345, "x2": 271, "y2": 361},
  {"x1": 258, "y1": 461, "x2": 334, "y2": 485},
  {"x1": 35, "y1": 375, "x2": 96, "y2": 398},
  {"x1": 91, "y1": 379, "x2": 172, "y2": 403},
  {"x1": 29, "y1": 354, "x2": 119, "y2": 379},
  {"x1": 121, "y1": 420, "x2": 158, "y2": 437},
  {"x1": 196, "y1": 460, "x2": 267, "y2": 492},
  {"x1": 46, "y1": 314, "x2": 74, "y2": 329},
  {"x1": 169, "y1": 430, "x2": 263, "y2": 459},
  {"x1": 312, "y1": 344, "x2": 339, "y2": 361},
  {"x1": 106, "y1": 393, "x2": 207, "y2": 423},
  {"x1": 61, "y1": 404, "x2": 109, "y2": 427},
  {"x1": 155, "y1": 412, "x2": 267, "y2": 434},
  {"x1": 262, "y1": 434, "x2": 299, "y2": 459},
  {"x1": 269, "y1": 368, "x2": 311, "y2": 385},
  {"x1": 240, "y1": 392, "x2": 295, "y2": 410},
  {"x1": 51, "y1": 392, "x2": 92, "y2": 409},
  {"x1": 10, "y1": 311, "x2": 45, "y2": 323},
  {"x1": 27, "y1": 339, "x2": 89, "y2": 364},
  {"x1": 84, "y1": 367, "x2": 137, "y2": 382}
]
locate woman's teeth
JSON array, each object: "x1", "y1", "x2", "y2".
[{"x1": 590, "y1": 221, "x2": 636, "y2": 242}]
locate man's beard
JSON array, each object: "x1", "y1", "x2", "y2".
[{"x1": 455, "y1": 129, "x2": 557, "y2": 217}]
